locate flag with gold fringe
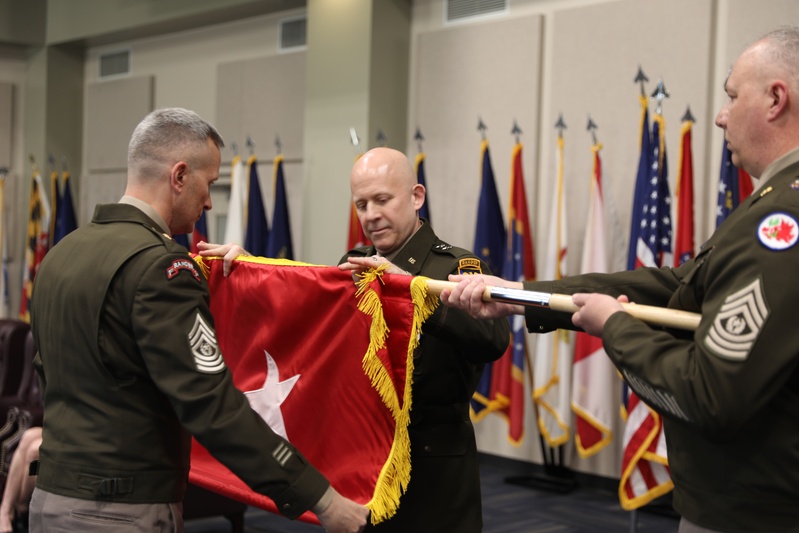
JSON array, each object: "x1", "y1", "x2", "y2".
[
  {"x1": 469, "y1": 138, "x2": 507, "y2": 420},
  {"x1": 415, "y1": 152, "x2": 430, "y2": 223},
  {"x1": 489, "y1": 141, "x2": 535, "y2": 445},
  {"x1": 620, "y1": 108, "x2": 674, "y2": 510},
  {"x1": 189, "y1": 257, "x2": 438, "y2": 525},
  {"x1": 244, "y1": 155, "x2": 269, "y2": 256},
  {"x1": 572, "y1": 142, "x2": 615, "y2": 458},
  {"x1": 674, "y1": 115, "x2": 695, "y2": 266},
  {"x1": 266, "y1": 155, "x2": 294, "y2": 260},
  {"x1": 20, "y1": 164, "x2": 51, "y2": 322},
  {"x1": 533, "y1": 132, "x2": 571, "y2": 448}
]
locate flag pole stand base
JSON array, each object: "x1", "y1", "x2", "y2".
[{"x1": 504, "y1": 465, "x2": 577, "y2": 494}]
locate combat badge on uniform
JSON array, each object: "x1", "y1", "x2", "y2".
[
  {"x1": 704, "y1": 278, "x2": 769, "y2": 361},
  {"x1": 188, "y1": 313, "x2": 226, "y2": 373},
  {"x1": 757, "y1": 212, "x2": 799, "y2": 250},
  {"x1": 458, "y1": 258, "x2": 482, "y2": 275}
]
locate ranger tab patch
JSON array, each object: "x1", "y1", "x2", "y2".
[
  {"x1": 166, "y1": 259, "x2": 201, "y2": 282},
  {"x1": 704, "y1": 278, "x2": 769, "y2": 361},
  {"x1": 458, "y1": 258, "x2": 482, "y2": 275},
  {"x1": 757, "y1": 213, "x2": 799, "y2": 250}
]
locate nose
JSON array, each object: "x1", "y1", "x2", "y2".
[
  {"x1": 364, "y1": 202, "x2": 380, "y2": 221},
  {"x1": 714, "y1": 105, "x2": 728, "y2": 129}
]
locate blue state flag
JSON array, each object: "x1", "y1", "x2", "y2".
[
  {"x1": 244, "y1": 155, "x2": 270, "y2": 256},
  {"x1": 266, "y1": 155, "x2": 294, "y2": 260},
  {"x1": 53, "y1": 171, "x2": 77, "y2": 245},
  {"x1": 470, "y1": 139, "x2": 506, "y2": 419},
  {"x1": 626, "y1": 95, "x2": 652, "y2": 271},
  {"x1": 415, "y1": 152, "x2": 430, "y2": 223}
]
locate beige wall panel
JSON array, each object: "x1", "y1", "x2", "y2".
[
  {"x1": 216, "y1": 53, "x2": 306, "y2": 255},
  {"x1": 80, "y1": 171, "x2": 126, "y2": 222},
  {"x1": 216, "y1": 52, "x2": 306, "y2": 162},
  {"x1": 725, "y1": 0, "x2": 799, "y2": 59},
  {"x1": 85, "y1": 76, "x2": 154, "y2": 172},
  {"x1": 413, "y1": 15, "x2": 543, "y2": 252},
  {"x1": 0, "y1": 81, "x2": 12, "y2": 167}
]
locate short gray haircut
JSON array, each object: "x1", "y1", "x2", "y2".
[
  {"x1": 760, "y1": 26, "x2": 799, "y2": 87},
  {"x1": 127, "y1": 108, "x2": 224, "y2": 176}
]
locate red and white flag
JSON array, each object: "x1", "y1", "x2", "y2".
[
  {"x1": 571, "y1": 144, "x2": 616, "y2": 458},
  {"x1": 619, "y1": 394, "x2": 672, "y2": 509},
  {"x1": 533, "y1": 134, "x2": 571, "y2": 448},
  {"x1": 189, "y1": 257, "x2": 437, "y2": 524}
]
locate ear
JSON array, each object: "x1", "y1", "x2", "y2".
[
  {"x1": 169, "y1": 161, "x2": 188, "y2": 192},
  {"x1": 411, "y1": 183, "x2": 426, "y2": 211},
  {"x1": 766, "y1": 80, "x2": 789, "y2": 121}
]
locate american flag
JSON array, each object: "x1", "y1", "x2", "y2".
[{"x1": 620, "y1": 109, "x2": 674, "y2": 510}]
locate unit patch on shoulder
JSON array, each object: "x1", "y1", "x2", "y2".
[
  {"x1": 757, "y1": 213, "x2": 799, "y2": 250},
  {"x1": 166, "y1": 259, "x2": 201, "y2": 282},
  {"x1": 458, "y1": 258, "x2": 482, "y2": 275},
  {"x1": 704, "y1": 278, "x2": 769, "y2": 361},
  {"x1": 188, "y1": 313, "x2": 226, "y2": 373}
]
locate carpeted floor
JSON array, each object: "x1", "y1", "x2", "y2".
[{"x1": 185, "y1": 454, "x2": 680, "y2": 533}]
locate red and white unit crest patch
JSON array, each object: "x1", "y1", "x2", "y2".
[{"x1": 757, "y1": 213, "x2": 799, "y2": 250}]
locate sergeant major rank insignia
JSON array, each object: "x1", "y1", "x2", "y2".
[
  {"x1": 458, "y1": 258, "x2": 482, "y2": 275},
  {"x1": 188, "y1": 313, "x2": 226, "y2": 373}
]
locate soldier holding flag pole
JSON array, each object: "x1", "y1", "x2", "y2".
[{"x1": 441, "y1": 26, "x2": 799, "y2": 533}]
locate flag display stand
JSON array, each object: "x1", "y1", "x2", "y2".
[{"x1": 505, "y1": 440, "x2": 577, "y2": 494}]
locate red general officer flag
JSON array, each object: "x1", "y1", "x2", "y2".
[{"x1": 189, "y1": 257, "x2": 437, "y2": 524}]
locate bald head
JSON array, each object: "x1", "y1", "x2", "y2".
[
  {"x1": 350, "y1": 147, "x2": 425, "y2": 256},
  {"x1": 351, "y1": 147, "x2": 416, "y2": 189}
]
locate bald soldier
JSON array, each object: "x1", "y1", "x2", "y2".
[
  {"x1": 441, "y1": 27, "x2": 799, "y2": 533},
  {"x1": 338, "y1": 147, "x2": 509, "y2": 532}
]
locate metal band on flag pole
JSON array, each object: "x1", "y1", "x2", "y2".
[{"x1": 424, "y1": 279, "x2": 700, "y2": 331}]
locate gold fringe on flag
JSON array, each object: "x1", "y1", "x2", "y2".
[{"x1": 354, "y1": 265, "x2": 438, "y2": 523}]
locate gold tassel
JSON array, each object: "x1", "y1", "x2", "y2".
[{"x1": 356, "y1": 270, "x2": 441, "y2": 523}]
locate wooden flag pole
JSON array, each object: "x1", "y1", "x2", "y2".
[{"x1": 424, "y1": 279, "x2": 700, "y2": 331}]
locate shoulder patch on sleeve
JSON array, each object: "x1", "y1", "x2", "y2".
[
  {"x1": 189, "y1": 312, "x2": 226, "y2": 373},
  {"x1": 458, "y1": 258, "x2": 482, "y2": 275},
  {"x1": 166, "y1": 258, "x2": 201, "y2": 282},
  {"x1": 757, "y1": 212, "x2": 799, "y2": 250},
  {"x1": 704, "y1": 278, "x2": 769, "y2": 361}
]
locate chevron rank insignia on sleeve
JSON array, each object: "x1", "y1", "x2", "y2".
[
  {"x1": 704, "y1": 278, "x2": 769, "y2": 361},
  {"x1": 188, "y1": 313, "x2": 226, "y2": 373}
]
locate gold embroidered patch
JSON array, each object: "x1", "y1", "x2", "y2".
[{"x1": 458, "y1": 258, "x2": 482, "y2": 275}]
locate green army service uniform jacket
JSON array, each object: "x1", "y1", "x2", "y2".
[
  {"x1": 31, "y1": 204, "x2": 328, "y2": 518},
  {"x1": 342, "y1": 220, "x2": 510, "y2": 532},
  {"x1": 522, "y1": 150, "x2": 799, "y2": 532}
]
